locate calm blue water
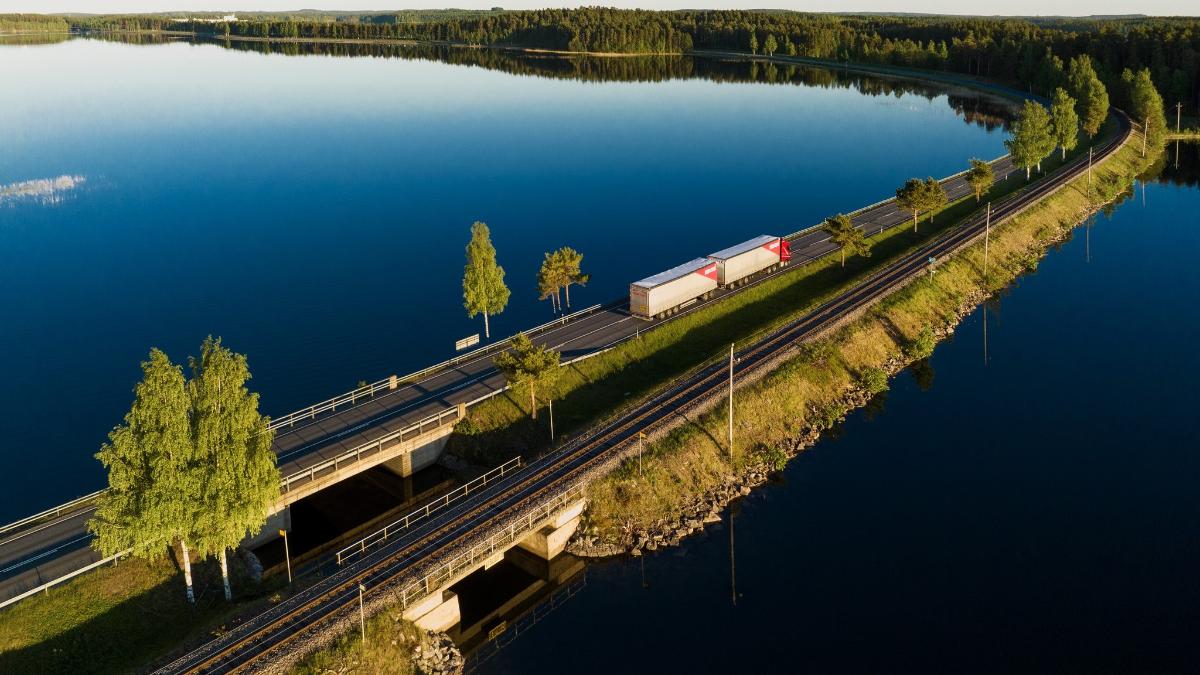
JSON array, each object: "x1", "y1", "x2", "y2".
[
  {"x1": 0, "y1": 38, "x2": 1010, "y2": 520},
  {"x1": 474, "y1": 147, "x2": 1200, "y2": 673}
]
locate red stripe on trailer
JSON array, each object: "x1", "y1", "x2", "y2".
[
  {"x1": 696, "y1": 264, "x2": 718, "y2": 280},
  {"x1": 763, "y1": 239, "x2": 781, "y2": 252}
]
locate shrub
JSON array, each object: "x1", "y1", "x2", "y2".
[
  {"x1": 907, "y1": 324, "x2": 936, "y2": 360},
  {"x1": 758, "y1": 444, "x2": 789, "y2": 472},
  {"x1": 860, "y1": 367, "x2": 889, "y2": 395}
]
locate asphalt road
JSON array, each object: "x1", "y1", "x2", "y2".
[
  {"x1": 0, "y1": 152, "x2": 1021, "y2": 605},
  {"x1": 158, "y1": 110, "x2": 1131, "y2": 674}
]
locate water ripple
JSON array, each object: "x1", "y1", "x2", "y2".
[{"x1": 0, "y1": 175, "x2": 86, "y2": 205}]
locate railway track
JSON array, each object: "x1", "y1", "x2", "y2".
[{"x1": 160, "y1": 112, "x2": 1131, "y2": 675}]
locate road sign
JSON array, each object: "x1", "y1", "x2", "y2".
[{"x1": 455, "y1": 334, "x2": 480, "y2": 351}]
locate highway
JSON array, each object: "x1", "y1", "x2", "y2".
[
  {"x1": 155, "y1": 110, "x2": 1131, "y2": 673},
  {"x1": 0, "y1": 149, "x2": 1024, "y2": 605}
]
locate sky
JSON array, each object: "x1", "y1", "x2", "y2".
[{"x1": 0, "y1": 1, "x2": 1192, "y2": 17}]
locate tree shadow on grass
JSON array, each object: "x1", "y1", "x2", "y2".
[{"x1": 0, "y1": 553, "x2": 270, "y2": 674}]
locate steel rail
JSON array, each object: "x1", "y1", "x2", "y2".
[{"x1": 164, "y1": 113, "x2": 1129, "y2": 675}]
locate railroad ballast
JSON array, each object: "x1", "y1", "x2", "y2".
[{"x1": 630, "y1": 235, "x2": 790, "y2": 320}]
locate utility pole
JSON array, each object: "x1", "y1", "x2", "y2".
[
  {"x1": 548, "y1": 397, "x2": 554, "y2": 442},
  {"x1": 280, "y1": 529, "x2": 292, "y2": 584},
  {"x1": 729, "y1": 510, "x2": 737, "y2": 607},
  {"x1": 1087, "y1": 146, "x2": 1093, "y2": 203},
  {"x1": 728, "y1": 344, "x2": 734, "y2": 465},
  {"x1": 358, "y1": 584, "x2": 367, "y2": 645},
  {"x1": 1142, "y1": 117, "x2": 1149, "y2": 158},
  {"x1": 984, "y1": 202, "x2": 991, "y2": 282},
  {"x1": 982, "y1": 303, "x2": 988, "y2": 367},
  {"x1": 1178, "y1": 102, "x2": 1184, "y2": 134}
]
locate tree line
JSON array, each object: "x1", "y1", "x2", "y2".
[
  {"x1": 68, "y1": 10, "x2": 1200, "y2": 115},
  {"x1": 0, "y1": 14, "x2": 69, "y2": 33}
]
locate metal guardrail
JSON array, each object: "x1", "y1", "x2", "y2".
[
  {"x1": 392, "y1": 482, "x2": 587, "y2": 613},
  {"x1": 335, "y1": 457, "x2": 523, "y2": 566},
  {"x1": 269, "y1": 375, "x2": 397, "y2": 431},
  {"x1": 268, "y1": 303, "x2": 604, "y2": 432},
  {"x1": 395, "y1": 303, "x2": 604, "y2": 387},
  {"x1": 0, "y1": 489, "x2": 105, "y2": 538},
  {"x1": 279, "y1": 405, "x2": 464, "y2": 495},
  {"x1": 0, "y1": 550, "x2": 125, "y2": 611}
]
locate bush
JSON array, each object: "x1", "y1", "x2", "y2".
[
  {"x1": 758, "y1": 444, "x2": 789, "y2": 472},
  {"x1": 454, "y1": 416, "x2": 482, "y2": 436},
  {"x1": 906, "y1": 325, "x2": 936, "y2": 360},
  {"x1": 859, "y1": 367, "x2": 889, "y2": 395}
]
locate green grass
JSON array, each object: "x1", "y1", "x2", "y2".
[
  {"x1": 291, "y1": 612, "x2": 422, "y2": 674},
  {"x1": 449, "y1": 120, "x2": 1111, "y2": 469},
  {"x1": 0, "y1": 553, "x2": 281, "y2": 673},
  {"x1": 582, "y1": 128, "x2": 1155, "y2": 537}
]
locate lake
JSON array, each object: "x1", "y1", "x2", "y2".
[
  {"x1": 470, "y1": 143, "x2": 1200, "y2": 673},
  {"x1": 0, "y1": 37, "x2": 1012, "y2": 520}
]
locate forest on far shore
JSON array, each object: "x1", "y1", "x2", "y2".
[{"x1": 5, "y1": 10, "x2": 1199, "y2": 116}]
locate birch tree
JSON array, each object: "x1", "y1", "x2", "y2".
[
  {"x1": 90, "y1": 349, "x2": 201, "y2": 602},
  {"x1": 463, "y1": 221, "x2": 510, "y2": 339},
  {"x1": 188, "y1": 337, "x2": 278, "y2": 601},
  {"x1": 1068, "y1": 55, "x2": 1109, "y2": 139},
  {"x1": 1050, "y1": 87, "x2": 1080, "y2": 160},
  {"x1": 1005, "y1": 100, "x2": 1054, "y2": 179}
]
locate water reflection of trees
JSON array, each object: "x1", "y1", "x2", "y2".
[
  {"x1": 85, "y1": 35, "x2": 1015, "y2": 129},
  {"x1": 1143, "y1": 141, "x2": 1200, "y2": 189}
]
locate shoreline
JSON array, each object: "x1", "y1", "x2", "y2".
[{"x1": 570, "y1": 128, "x2": 1152, "y2": 560}]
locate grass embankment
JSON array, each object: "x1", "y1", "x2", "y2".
[
  {"x1": 582, "y1": 136, "x2": 1154, "y2": 537},
  {"x1": 291, "y1": 612, "x2": 422, "y2": 674},
  {"x1": 0, "y1": 553, "x2": 278, "y2": 673},
  {"x1": 449, "y1": 123, "x2": 1108, "y2": 470}
]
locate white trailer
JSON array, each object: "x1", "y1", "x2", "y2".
[
  {"x1": 630, "y1": 258, "x2": 719, "y2": 320},
  {"x1": 707, "y1": 235, "x2": 782, "y2": 287}
]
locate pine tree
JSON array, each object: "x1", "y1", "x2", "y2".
[
  {"x1": 90, "y1": 349, "x2": 201, "y2": 602},
  {"x1": 493, "y1": 333, "x2": 560, "y2": 420},
  {"x1": 462, "y1": 221, "x2": 510, "y2": 339},
  {"x1": 821, "y1": 214, "x2": 870, "y2": 267},
  {"x1": 966, "y1": 158, "x2": 994, "y2": 202},
  {"x1": 187, "y1": 337, "x2": 278, "y2": 601},
  {"x1": 1050, "y1": 87, "x2": 1080, "y2": 160},
  {"x1": 537, "y1": 254, "x2": 560, "y2": 313},
  {"x1": 553, "y1": 246, "x2": 588, "y2": 309},
  {"x1": 748, "y1": 30, "x2": 757, "y2": 55},
  {"x1": 922, "y1": 177, "x2": 948, "y2": 222}
]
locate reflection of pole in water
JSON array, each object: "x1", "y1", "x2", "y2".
[
  {"x1": 1177, "y1": 139, "x2": 1181, "y2": 171},
  {"x1": 729, "y1": 512, "x2": 737, "y2": 607},
  {"x1": 982, "y1": 303, "x2": 988, "y2": 367},
  {"x1": 641, "y1": 553, "x2": 649, "y2": 589}
]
